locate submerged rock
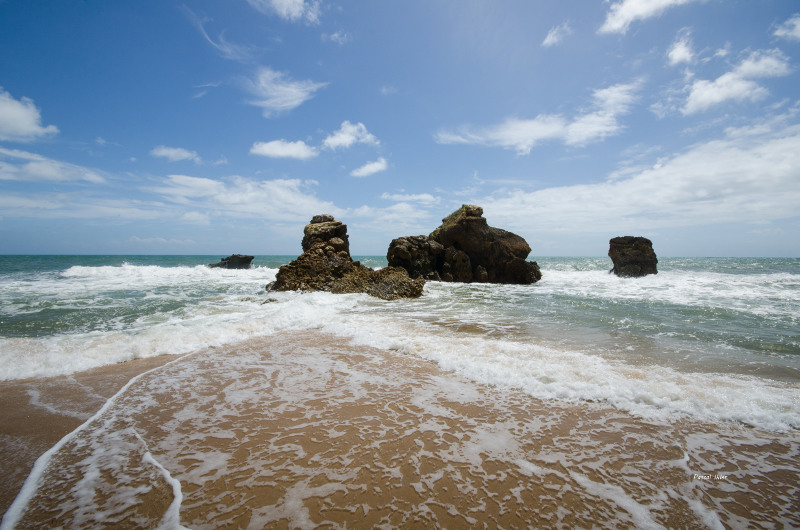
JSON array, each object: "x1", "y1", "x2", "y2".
[
  {"x1": 387, "y1": 205, "x2": 542, "y2": 284},
  {"x1": 270, "y1": 215, "x2": 424, "y2": 300},
  {"x1": 208, "y1": 254, "x2": 254, "y2": 269},
  {"x1": 608, "y1": 236, "x2": 658, "y2": 277}
]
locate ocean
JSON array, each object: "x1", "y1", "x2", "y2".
[{"x1": 1, "y1": 255, "x2": 798, "y2": 528}]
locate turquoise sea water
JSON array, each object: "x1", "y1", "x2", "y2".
[{"x1": 0, "y1": 255, "x2": 798, "y2": 430}]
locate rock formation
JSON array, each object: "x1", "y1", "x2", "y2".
[
  {"x1": 608, "y1": 236, "x2": 658, "y2": 277},
  {"x1": 387, "y1": 205, "x2": 542, "y2": 284},
  {"x1": 208, "y1": 254, "x2": 254, "y2": 269},
  {"x1": 269, "y1": 215, "x2": 424, "y2": 300}
]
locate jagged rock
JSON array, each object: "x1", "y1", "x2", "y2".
[
  {"x1": 332, "y1": 266, "x2": 425, "y2": 300},
  {"x1": 608, "y1": 236, "x2": 658, "y2": 277},
  {"x1": 386, "y1": 236, "x2": 444, "y2": 281},
  {"x1": 387, "y1": 205, "x2": 542, "y2": 284},
  {"x1": 270, "y1": 215, "x2": 424, "y2": 300},
  {"x1": 208, "y1": 254, "x2": 254, "y2": 269}
]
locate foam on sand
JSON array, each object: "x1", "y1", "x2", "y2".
[{"x1": 3, "y1": 331, "x2": 798, "y2": 528}]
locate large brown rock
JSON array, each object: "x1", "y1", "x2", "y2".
[
  {"x1": 608, "y1": 236, "x2": 658, "y2": 277},
  {"x1": 387, "y1": 205, "x2": 542, "y2": 284},
  {"x1": 270, "y1": 215, "x2": 424, "y2": 300}
]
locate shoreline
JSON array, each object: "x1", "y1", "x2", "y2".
[
  {"x1": 3, "y1": 331, "x2": 798, "y2": 528},
  {"x1": 0, "y1": 355, "x2": 178, "y2": 517}
]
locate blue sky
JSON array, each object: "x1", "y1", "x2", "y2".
[{"x1": 1, "y1": 0, "x2": 799, "y2": 256}]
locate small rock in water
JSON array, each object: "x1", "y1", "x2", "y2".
[{"x1": 208, "y1": 254, "x2": 254, "y2": 269}]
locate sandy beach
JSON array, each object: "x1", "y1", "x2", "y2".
[
  {"x1": 0, "y1": 355, "x2": 177, "y2": 517},
  {"x1": 2, "y1": 330, "x2": 798, "y2": 528}
]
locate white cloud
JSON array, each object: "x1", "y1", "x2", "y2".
[
  {"x1": 183, "y1": 6, "x2": 253, "y2": 62},
  {"x1": 0, "y1": 172, "x2": 343, "y2": 226},
  {"x1": 250, "y1": 139, "x2": 318, "y2": 159},
  {"x1": 599, "y1": 0, "x2": 700, "y2": 35},
  {"x1": 774, "y1": 14, "x2": 800, "y2": 41},
  {"x1": 683, "y1": 49, "x2": 791, "y2": 115},
  {"x1": 151, "y1": 174, "x2": 342, "y2": 222},
  {"x1": 0, "y1": 147, "x2": 105, "y2": 183},
  {"x1": 246, "y1": 0, "x2": 320, "y2": 24},
  {"x1": 478, "y1": 115, "x2": 800, "y2": 235},
  {"x1": 245, "y1": 67, "x2": 328, "y2": 117},
  {"x1": 323, "y1": 121, "x2": 379, "y2": 150},
  {"x1": 346, "y1": 202, "x2": 437, "y2": 237},
  {"x1": 322, "y1": 31, "x2": 351, "y2": 45},
  {"x1": 0, "y1": 88, "x2": 59, "y2": 142},
  {"x1": 179, "y1": 211, "x2": 210, "y2": 225},
  {"x1": 0, "y1": 193, "x2": 163, "y2": 220},
  {"x1": 150, "y1": 145, "x2": 201, "y2": 163},
  {"x1": 149, "y1": 174, "x2": 226, "y2": 203},
  {"x1": 542, "y1": 22, "x2": 572, "y2": 47},
  {"x1": 436, "y1": 80, "x2": 642, "y2": 155},
  {"x1": 667, "y1": 28, "x2": 694, "y2": 65},
  {"x1": 351, "y1": 157, "x2": 388, "y2": 177},
  {"x1": 380, "y1": 192, "x2": 439, "y2": 205}
]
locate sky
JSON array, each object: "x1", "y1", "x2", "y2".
[{"x1": 1, "y1": 0, "x2": 799, "y2": 256}]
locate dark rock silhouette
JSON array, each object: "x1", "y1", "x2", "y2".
[
  {"x1": 269, "y1": 215, "x2": 424, "y2": 300},
  {"x1": 208, "y1": 254, "x2": 254, "y2": 269},
  {"x1": 387, "y1": 205, "x2": 542, "y2": 284},
  {"x1": 608, "y1": 236, "x2": 658, "y2": 277}
]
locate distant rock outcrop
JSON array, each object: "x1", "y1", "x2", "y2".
[
  {"x1": 208, "y1": 254, "x2": 254, "y2": 269},
  {"x1": 269, "y1": 215, "x2": 424, "y2": 300},
  {"x1": 387, "y1": 205, "x2": 542, "y2": 284},
  {"x1": 608, "y1": 236, "x2": 658, "y2": 277}
]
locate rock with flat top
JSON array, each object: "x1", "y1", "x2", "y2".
[
  {"x1": 208, "y1": 254, "x2": 254, "y2": 269},
  {"x1": 608, "y1": 236, "x2": 658, "y2": 277},
  {"x1": 269, "y1": 215, "x2": 424, "y2": 300}
]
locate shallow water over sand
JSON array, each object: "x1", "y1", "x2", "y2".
[{"x1": 5, "y1": 332, "x2": 798, "y2": 529}]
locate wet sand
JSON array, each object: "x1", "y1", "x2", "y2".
[
  {"x1": 0, "y1": 355, "x2": 177, "y2": 516},
  {"x1": 3, "y1": 331, "x2": 799, "y2": 528}
]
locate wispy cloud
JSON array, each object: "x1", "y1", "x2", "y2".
[
  {"x1": 351, "y1": 157, "x2": 387, "y2": 177},
  {"x1": 478, "y1": 112, "x2": 800, "y2": 235},
  {"x1": 599, "y1": 0, "x2": 701, "y2": 35},
  {"x1": 0, "y1": 147, "x2": 105, "y2": 183},
  {"x1": 0, "y1": 88, "x2": 59, "y2": 142},
  {"x1": 183, "y1": 6, "x2": 254, "y2": 62},
  {"x1": 436, "y1": 80, "x2": 643, "y2": 155},
  {"x1": 246, "y1": 0, "x2": 321, "y2": 25},
  {"x1": 150, "y1": 145, "x2": 202, "y2": 164},
  {"x1": 541, "y1": 22, "x2": 572, "y2": 48},
  {"x1": 178, "y1": 212, "x2": 210, "y2": 225},
  {"x1": 667, "y1": 28, "x2": 694, "y2": 66},
  {"x1": 380, "y1": 192, "x2": 439, "y2": 205},
  {"x1": 150, "y1": 174, "x2": 341, "y2": 221},
  {"x1": 322, "y1": 31, "x2": 351, "y2": 45},
  {"x1": 250, "y1": 139, "x2": 318, "y2": 159},
  {"x1": 0, "y1": 192, "x2": 162, "y2": 220},
  {"x1": 773, "y1": 13, "x2": 800, "y2": 41},
  {"x1": 323, "y1": 121, "x2": 379, "y2": 150},
  {"x1": 244, "y1": 67, "x2": 328, "y2": 117},
  {"x1": 682, "y1": 49, "x2": 791, "y2": 114}
]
